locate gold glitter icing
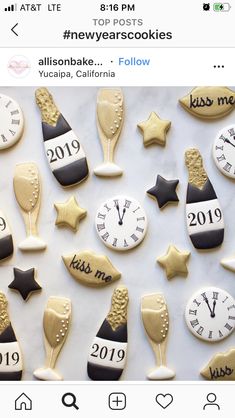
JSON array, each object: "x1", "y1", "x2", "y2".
[
  {"x1": 107, "y1": 285, "x2": 129, "y2": 331},
  {"x1": 185, "y1": 148, "x2": 208, "y2": 190},
  {"x1": 35, "y1": 87, "x2": 60, "y2": 126},
  {"x1": 0, "y1": 292, "x2": 10, "y2": 334}
]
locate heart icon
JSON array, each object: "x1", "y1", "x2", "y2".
[{"x1": 156, "y1": 393, "x2": 173, "y2": 409}]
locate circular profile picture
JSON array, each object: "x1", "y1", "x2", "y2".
[{"x1": 8, "y1": 55, "x2": 31, "y2": 78}]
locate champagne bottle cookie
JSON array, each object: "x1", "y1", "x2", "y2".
[
  {"x1": 35, "y1": 88, "x2": 89, "y2": 187},
  {"x1": 0, "y1": 292, "x2": 23, "y2": 380},
  {"x1": 87, "y1": 285, "x2": 128, "y2": 380},
  {"x1": 0, "y1": 210, "x2": 13, "y2": 262},
  {"x1": 185, "y1": 148, "x2": 224, "y2": 250}
]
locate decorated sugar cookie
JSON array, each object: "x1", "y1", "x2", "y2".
[
  {"x1": 13, "y1": 162, "x2": 46, "y2": 251},
  {"x1": 95, "y1": 195, "x2": 147, "y2": 251},
  {"x1": 185, "y1": 148, "x2": 224, "y2": 250},
  {"x1": 147, "y1": 175, "x2": 179, "y2": 209},
  {"x1": 94, "y1": 88, "x2": 124, "y2": 177},
  {"x1": 0, "y1": 292, "x2": 23, "y2": 380},
  {"x1": 179, "y1": 87, "x2": 235, "y2": 119},
  {"x1": 34, "y1": 297, "x2": 71, "y2": 381},
  {"x1": 157, "y1": 245, "x2": 190, "y2": 280},
  {"x1": 87, "y1": 285, "x2": 128, "y2": 380},
  {"x1": 221, "y1": 253, "x2": 235, "y2": 273},
  {"x1": 0, "y1": 93, "x2": 24, "y2": 150},
  {"x1": 0, "y1": 210, "x2": 14, "y2": 262},
  {"x1": 8, "y1": 268, "x2": 42, "y2": 301},
  {"x1": 141, "y1": 293, "x2": 175, "y2": 380},
  {"x1": 201, "y1": 348, "x2": 235, "y2": 380},
  {"x1": 213, "y1": 125, "x2": 235, "y2": 179},
  {"x1": 137, "y1": 112, "x2": 171, "y2": 147},
  {"x1": 62, "y1": 250, "x2": 121, "y2": 287},
  {"x1": 35, "y1": 88, "x2": 89, "y2": 187},
  {"x1": 54, "y1": 196, "x2": 87, "y2": 232},
  {"x1": 185, "y1": 287, "x2": 235, "y2": 342}
]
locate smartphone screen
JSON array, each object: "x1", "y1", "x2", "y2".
[{"x1": 0, "y1": 1, "x2": 234, "y2": 416}]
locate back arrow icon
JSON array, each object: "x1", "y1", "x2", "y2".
[{"x1": 11, "y1": 23, "x2": 19, "y2": 36}]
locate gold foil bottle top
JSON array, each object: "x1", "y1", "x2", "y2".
[
  {"x1": 35, "y1": 87, "x2": 60, "y2": 127},
  {"x1": 0, "y1": 292, "x2": 10, "y2": 334},
  {"x1": 185, "y1": 148, "x2": 208, "y2": 190},
  {"x1": 107, "y1": 285, "x2": 129, "y2": 331}
]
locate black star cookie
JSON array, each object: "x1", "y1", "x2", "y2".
[
  {"x1": 147, "y1": 175, "x2": 179, "y2": 209},
  {"x1": 8, "y1": 268, "x2": 42, "y2": 301}
]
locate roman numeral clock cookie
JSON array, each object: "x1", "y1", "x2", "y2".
[
  {"x1": 0, "y1": 94, "x2": 24, "y2": 150},
  {"x1": 213, "y1": 125, "x2": 235, "y2": 178},
  {"x1": 95, "y1": 196, "x2": 148, "y2": 251},
  {"x1": 185, "y1": 287, "x2": 235, "y2": 342}
]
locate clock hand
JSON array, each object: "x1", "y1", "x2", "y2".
[
  {"x1": 204, "y1": 297, "x2": 215, "y2": 317},
  {"x1": 115, "y1": 203, "x2": 123, "y2": 226},
  {"x1": 212, "y1": 300, "x2": 216, "y2": 317},
  {"x1": 120, "y1": 208, "x2": 126, "y2": 223},
  {"x1": 224, "y1": 138, "x2": 235, "y2": 148}
]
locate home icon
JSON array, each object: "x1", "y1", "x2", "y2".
[{"x1": 15, "y1": 393, "x2": 32, "y2": 410}]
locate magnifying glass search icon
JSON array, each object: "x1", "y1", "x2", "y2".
[{"x1": 62, "y1": 392, "x2": 79, "y2": 410}]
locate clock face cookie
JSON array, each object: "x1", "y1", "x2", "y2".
[
  {"x1": 95, "y1": 195, "x2": 147, "y2": 251},
  {"x1": 0, "y1": 94, "x2": 24, "y2": 150},
  {"x1": 213, "y1": 125, "x2": 235, "y2": 179},
  {"x1": 185, "y1": 287, "x2": 235, "y2": 342}
]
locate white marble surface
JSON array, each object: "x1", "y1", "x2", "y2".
[{"x1": 0, "y1": 86, "x2": 235, "y2": 381}]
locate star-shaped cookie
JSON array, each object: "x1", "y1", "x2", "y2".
[
  {"x1": 8, "y1": 268, "x2": 42, "y2": 301},
  {"x1": 157, "y1": 245, "x2": 190, "y2": 280},
  {"x1": 147, "y1": 175, "x2": 179, "y2": 209},
  {"x1": 54, "y1": 196, "x2": 87, "y2": 231},
  {"x1": 137, "y1": 112, "x2": 171, "y2": 147}
]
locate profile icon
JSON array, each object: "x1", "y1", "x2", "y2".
[{"x1": 203, "y1": 393, "x2": 220, "y2": 410}]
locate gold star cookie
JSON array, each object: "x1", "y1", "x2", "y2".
[
  {"x1": 157, "y1": 245, "x2": 190, "y2": 280},
  {"x1": 137, "y1": 112, "x2": 171, "y2": 147},
  {"x1": 54, "y1": 196, "x2": 87, "y2": 232}
]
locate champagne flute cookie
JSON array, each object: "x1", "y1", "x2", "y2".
[
  {"x1": 0, "y1": 292, "x2": 23, "y2": 380},
  {"x1": 13, "y1": 162, "x2": 46, "y2": 251},
  {"x1": 34, "y1": 297, "x2": 71, "y2": 381},
  {"x1": 94, "y1": 88, "x2": 124, "y2": 177},
  {"x1": 141, "y1": 293, "x2": 175, "y2": 380},
  {"x1": 35, "y1": 88, "x2": 89, "y2": 187},
  {"x1": 87, "y1": 285, "x2": 128, "y2": 380}
]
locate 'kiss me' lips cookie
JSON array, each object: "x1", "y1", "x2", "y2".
[
  {"x1": 35, "y1": 88, "x2": 89, "y2": 187},
  {"x1": 62, "y1": 250, "x2": 121, "y2": 287}
]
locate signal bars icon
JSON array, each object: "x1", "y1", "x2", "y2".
[{"x1": 4, "y1": 3, "x2": 17, "y2": 11}]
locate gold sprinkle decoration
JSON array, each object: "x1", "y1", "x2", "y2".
[
  {"x1": 185, "y1": 148, "x2": 208, "y2": 190},
  {"x1": 0, "y1": 292, "x2": 10, "y2": 335},
  {"x1": 107, "y1": 285, "x2": 129, "y2": 331},
  {"x1": 35, "y1": 87, "x2": 60, "y2": 126}
]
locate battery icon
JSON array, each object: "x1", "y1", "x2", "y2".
[{"x1": 213, "y1": 3, "x2": 231, "y2": 11}]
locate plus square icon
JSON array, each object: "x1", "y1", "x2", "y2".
[{"x1": 108, "y1": 393, "x2": 126, "y2": 410}]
